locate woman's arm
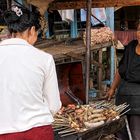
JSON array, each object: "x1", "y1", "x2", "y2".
[
  {"x1": 107, "y1": 69, "x2": 121, "y2": 101},
  {"x1": 43, "y1": 56, "x2": 62, "y2": 116}
]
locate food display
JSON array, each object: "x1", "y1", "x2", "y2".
[
  {"x1": 53, "y1": 101, "x2": 129, "y2": 136},
  {"x1": 83, "y1": 27, "x2": 115, "y2": 47}
]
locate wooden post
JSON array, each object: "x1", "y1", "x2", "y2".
[
  {"x1": 98, "y1": 49, "x2": 103, "y2": 95},
  {"x1": 106, "y1": 8, "x2": 115, "y2": 84},
  {"x1": 6, "y1": 0, "x2": 10, "y2": 9},
  {"x1": 70, "y1": 10, "x2": 78, "y2": 38},
  {"x1": 85, "y1": 0, "x2": 92, "y2": 104}
]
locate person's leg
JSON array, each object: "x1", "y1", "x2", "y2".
[
  {"x1": 25, "y1": 125, "x2": 54, "y2": 140},
  {"x1": 128, "y1": 115, "x2": 140, "y2": 140}
]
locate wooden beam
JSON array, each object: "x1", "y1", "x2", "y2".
[{"x1": 49, "y1": 0, "x2": 140, "y2": 10}]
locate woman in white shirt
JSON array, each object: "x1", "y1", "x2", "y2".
[{"x1": 0, "y1": 5, "x2": 61, "y2": 140}]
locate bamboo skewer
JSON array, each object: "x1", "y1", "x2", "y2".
[
  {"x1": 53, "y1": 124, "x2": 70, "y2": 127},
  {"x1": 58, "y1": 129, "x2": 76, "y2": 134},
  {"x1": 54, "y1": 127, "x2": 70, "y2": 132},
  {"x1": 54, "y1": 126, "x2": 71, "y2": 131},
  {"x1": 116, "y1": 105, "x2": 130, "y2": 113},
  {"x1": 119, "y1": 109, "x2": 131, "y2": 117},
  {"x1": 60, "y1": 131, "x2": 78, "y2": 137},
  {"x1": 53, "y1": 102, "x2": 130, "y2": 137}
]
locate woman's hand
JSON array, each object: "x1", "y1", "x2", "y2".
[
  {"x1": 106, "y1": 88, "x2": 115, "y2": 101},
  {"x1": 105, "y1": 70, "x2": 121, "y2": 101}
]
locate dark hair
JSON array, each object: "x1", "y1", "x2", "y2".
[{"x1": 3, "y1": 5, "x2": 41, "y2": 34}]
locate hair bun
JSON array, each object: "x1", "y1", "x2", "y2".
[{"x1": 4, "y1": 11, "x2": 19, "y2": 24}]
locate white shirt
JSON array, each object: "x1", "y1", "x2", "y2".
[{"x1": 0, "y1": 38, "x2": 62, "y2": 134}]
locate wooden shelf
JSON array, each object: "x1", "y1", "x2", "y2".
[
  {"x1": 35, "y1": 39, "x2": 113, "y2": 63},
  {"x1": 35, "y1": 39, "x2": 114, "y2": 93}
]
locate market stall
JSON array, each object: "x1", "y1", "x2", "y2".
[
  {"x1": 26, "y1": 0, "x2": 140, "y2": 101},
  {"x1": 34, "y1": 16, "x2": 123, "y2": 140},
  {"x1": 35, "y1": 26, "x2": 116, "y2": 97},
  {"x1": 20, "y1": 0, "x2": 140, "y2": 139}
]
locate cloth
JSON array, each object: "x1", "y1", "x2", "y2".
[
  {"x1": 116, "y1": 40, "x2": 140, "y2": 114},
  {"x1": 0, "y1": 125, "x2": 54, "y2": 140},
  {"x1": 115, "y1": 115, "x2": 140, "y2": 140},
  {"x1": 116, "y1": 80, "x2": 140, "y2": 114},
  {"x1": 80, "y1": 8, "x2": 106, "y2": 26},
  {"x1": 115, "y1": 30, "x2": 137, "y2": 46},
  {"x1": 58, "y1": 10, "x2": 74, "y2": 22},
  {"x1": 116, "y1": 40, "x2": 124, "y2": 50},
  {"x1": 0, "y1": 38, "x2": 61, "y2": 134}
]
